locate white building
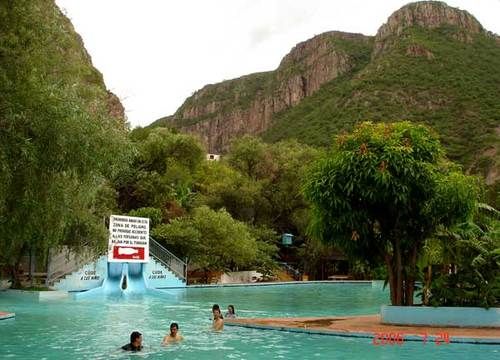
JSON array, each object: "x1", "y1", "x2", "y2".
[{"x1": 206, "y1": 153, "x2": 221, "y2": 161}]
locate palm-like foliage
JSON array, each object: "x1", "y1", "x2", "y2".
[{"x1": 422, "y1": 205, "x2": 500, "y2": 307}]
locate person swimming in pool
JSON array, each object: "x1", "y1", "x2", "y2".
[
  {"x1": 213, "y1": 308, "x2": 224, "y2": 331},
  {"x1": 121, "y1": 331, "x2": 143, "y2": 352},
  {"x1": 212, "y1": 304, "x2": 222, "y2": 317},
  {"x1": 162, "y1": 322, "x2": 184, "y2": 345},
  {"x1": 225, "y1": 305, "x2": 236, "y2": 319}
]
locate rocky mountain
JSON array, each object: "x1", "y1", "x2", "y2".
[
  {"x1": 152, "y1": 1, "x2": 499, "y2": 188},
  {"x1": 0, "y1": 0, "x2": 126, "y2": 123},
  {"x1": 153, "y1": 31, "x2": 373, "y2": 151}
]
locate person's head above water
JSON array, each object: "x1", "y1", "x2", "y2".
[
  {"x1": 212, "y1": 304, "x2": 223, "y2": 319},
  {"x1": 170, "y1": 323, "x2": 179, "y2": 337},
  {"x1": 122, "y1": 331, "x2": 143, "y2": 351},
  {"x1": 131, "y1": 331, "x2": 142, "y2": 347},
  {"x1": 213, "y1": 309, "x2": 222, "y2": 319},
  {"x1": 227, "y1": 305, "x2": 235, "y2": 314}
]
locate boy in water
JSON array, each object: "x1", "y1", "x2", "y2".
[
  {"x1": 162, "y1": 323, "x2": 184, "y2": 345},
  {"x1": 122, "y1": 331, "x2": 143, "y2": 351}
]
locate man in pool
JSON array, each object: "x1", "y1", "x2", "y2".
[
  {"x1": 121, "y1": 331, "x2": 143, "y2": 351},
  {"x1": 162, "y1": 323, "x2": 184, "y2": 344}
]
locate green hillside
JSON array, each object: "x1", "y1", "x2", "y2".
[{"x1": 264, "y1": 25, "x2": 500, "y2": 174}]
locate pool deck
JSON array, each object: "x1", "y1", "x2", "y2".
[
  {"x1": 0, "y1": 311, "x2": 15, "y2": 320},
  {"x1": 225, "y1": 315, "x2": 500, "y2": 344}
]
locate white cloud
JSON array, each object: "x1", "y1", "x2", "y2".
[{"x1": 55, "y1": 0, "x2": 500, "y2": 128}]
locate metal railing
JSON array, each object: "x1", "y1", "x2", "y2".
[
  {"x1": 278, "y1": 261, "x2": 301, "y2": 280},
  {"x1": 45, "y1": 237, "x2": 187, "y2": 285},
  {"x1": 149, "y1": 237, "x2": 187, "y2": 282}
]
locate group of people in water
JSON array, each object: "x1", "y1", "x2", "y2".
[
  {"x1": 211, "y1": 303, "x2": 236, "y2": 330},
  {"x1": 121, "y1": 304, "x2": 237, "y2": 352}
]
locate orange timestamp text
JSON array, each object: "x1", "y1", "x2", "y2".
[{"x1": 372, "y1": 332, "x2": 451, "y2": 345}]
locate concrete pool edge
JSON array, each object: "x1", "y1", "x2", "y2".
[
  {"x1": 185, "y1": 280, "x2": 373, "y2": 288},
  {"x1": 381, "y1": 305, "x2": 500, "y2": 328},
  {"x1": 1, "y1": 289, "x2": 69, "y2": 301},
  {"x1": 0, "y1": 311, "x2": 15, "y2": 320},
  {"x1": 225, "y1": 316, "x2": 500, "y2": 345}
]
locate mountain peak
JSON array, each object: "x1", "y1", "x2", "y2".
[{"x1": 373, "y1": 1, "x2": 484, "y2": 56}]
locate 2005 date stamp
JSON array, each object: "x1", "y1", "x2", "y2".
[{"x1": 372, "y1": 332, "x2": 451, "y2": 345}]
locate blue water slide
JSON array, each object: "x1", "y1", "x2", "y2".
[
  {"x1": 102, "y1": 262, "x2": 125, "y2": 296},
  {"x1": 75, "y1": 262, "x2": 125, "y2": 298},
  {"x1": 123, "y1": 263, "x2": 147, "y2": 295},
  {"x1": 74, "y1": 261, "x2": 162, "y2": 299}
]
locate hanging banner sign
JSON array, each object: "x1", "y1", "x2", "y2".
[{"x1": 108, "y1": 215, "x2": 149, "y2": 263}]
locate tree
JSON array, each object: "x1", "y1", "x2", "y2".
[
  {"x1": 128, "y1": 207, "x2": 163, "y2": 228},
  {"x1": 152, "y1": 206, "x2": 277, "y2": 275},
  {"x1": 304, "y1": 122, "x2": 478, "y2": 305},
  {"x1": 227, "y1": 136, "x2": 272, "y2": 180},
  {"x1": 424, "y1": 205, "x2": 500, "y2": 307},
  {"x1": 0, "y1": 0, "x2": 131, "y2": 287},
  {"x1": 262, "y1": 140, "x2": 321, "y2": 233},
  {"x1": 193, "y1": 161, "x2": 265, "y2": 223},
  {"x1": 114, "y1": 128, "x2": 204, "y2": 212}
]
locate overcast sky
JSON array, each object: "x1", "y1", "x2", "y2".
[{"x1": 55, "y1": 0, "x2": 500, "y2": 128}]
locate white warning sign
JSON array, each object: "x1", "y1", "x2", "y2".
[{"x1": 108, "y1": 215, "x2": 149, "y2": 263}]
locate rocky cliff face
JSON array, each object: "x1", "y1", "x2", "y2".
[
  {"x1": 373, "y1": 1, "x2": 485, "y2": 57},
  {"x1": 106, "y1": 90, "x2": 126, "y2": 120},
  {"x1": 166, "y1": 32, "x2": 372, "y2": 152},
  {"x1": 54, "y1": 1, "x2": 126, "y2": 123},
  {"x1": 153, "y1": 1, "x2": 499, "y2": 190}
]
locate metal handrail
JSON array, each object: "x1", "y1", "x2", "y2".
[
  {"x1": 278, "y1": 261, "x2": 301, "y2": 280},
  {"x1": 149, "y1": 237, "x2": 187, "y2": 282},
  {"x1": 46, "y1": 237, "x2": 187, "y2": 285}
]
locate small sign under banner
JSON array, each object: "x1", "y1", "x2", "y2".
[{"x1": 108, "y1": 215, "x2": 149, "y2": 263}]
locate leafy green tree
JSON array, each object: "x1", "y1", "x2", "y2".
[
  {"x1": 227, "y1": 136, "x2": 272, "y2": 180},
  {"x1": 0, "y1": 0, "x2": 131, "y2": 286},
  {"x1": 115, "y1": 128, "x2": 204, "y2": 212},
  {"x1": 152, "y1": 206, "x2": 276, "y2": 274},
  {"x1": 248, "y1": 225, "x2": 280, "y2": 276},
  {"x1": 128, "y1": 207, "x2": 163, "y2": 228},
  {"x1": 193, "y1": 161, "x2": 266, "y2": 223},
  {"x1": 203, "y1": 138, "x2": 320, "y2": 233},
  {"x1": 304, "y1": 122, "x2": 478, "y2": 305},
  {"x1": 424, "y1": 205, "x2": 500, "y2": 307},
  {"x1": 262, "y1": 140, "x2": 321, "y2": 233}
]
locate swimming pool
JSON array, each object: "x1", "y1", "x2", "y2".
[{"x1": 0, "y1": 283, "x2": 498, "y2": 359}]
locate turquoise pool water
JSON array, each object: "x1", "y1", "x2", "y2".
[{"x1": 0, "y1": 283, "x2": 498, "y2": 359}]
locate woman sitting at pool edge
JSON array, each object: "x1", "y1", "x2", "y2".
[{"x1": 225, "y1": 305, "x2": 236, "y2": 319}]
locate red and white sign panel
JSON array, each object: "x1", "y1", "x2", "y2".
[{"x1": 108, "y1": 215, "x2": 149, "y2": 263}]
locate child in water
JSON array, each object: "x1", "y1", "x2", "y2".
[
  {"x1": 213, "y1": 308, "x2": 224, "y2": 331},
  {"x1": 225, "y1": 305, "x2": 236, "y2": 319},
  {"x1": 212, "y1": 304, "x2": 224, "y2": 331}
]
